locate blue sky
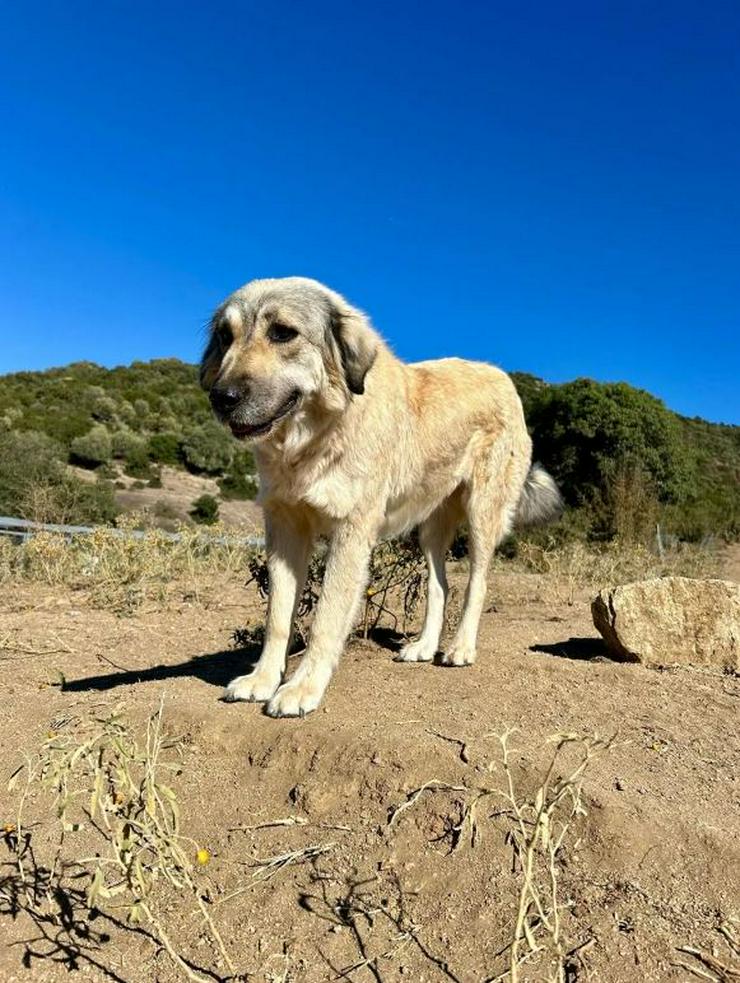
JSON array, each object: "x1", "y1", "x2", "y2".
[{"x1": 1, "y1": 1, "x2": 738, "y2": 423}]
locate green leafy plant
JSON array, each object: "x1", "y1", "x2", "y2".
[{"x1": 189, "y1": 494, "x2": 219, "y2": 525}]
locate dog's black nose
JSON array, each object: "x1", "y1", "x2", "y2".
[{"x1": 210, "y1": 385, "x2": 242, "y2": 415}]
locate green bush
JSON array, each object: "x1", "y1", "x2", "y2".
[
  {"x1": 190, "y1": 494, "x2": 220, "y2": 525},
  {"x1": 111, "y1": 429, "x2": 143, "y2": 460},
  {"x1": 218, "y1": 472, "x2": 257, "y2": 500},
  {"x1": 124, "y1": 441, "x2": 155, "y2": 480},
  {"x1": 0, "y1": 431, "x2": 66, "y2": 514},
  {"x1": 529, "y1": 379, "x2": 693, "y2": 507},
  {"x1": 70, "y1": 425, "x2": 113, "y2": 469},
  {"x1": 181, "y1": 423, "x2": 234, "y2": 475},
  {"x1": 218, "y1": 449, "x2": 258, "y2": 500},
  {"x1": 147, "y1": 432, "x2": 182, "y2": 466},
  {"x1": 0, "y1": 430, "x2": 118, "y2": 524}
]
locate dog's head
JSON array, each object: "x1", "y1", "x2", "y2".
[{"x1": 200, "y1": 277, "x2": 378, "y2": 441}]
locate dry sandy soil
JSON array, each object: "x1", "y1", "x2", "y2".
[
  {"x1": 72, "y1": 465, "x2": 263, "y2": 532},
  {"x1": 1, "y1": 559, "x2": 739, "y2": 983}
]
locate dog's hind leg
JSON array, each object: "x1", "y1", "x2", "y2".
[
  {"x1": 396, "y1": 492, "x2": 463, "y2": 663},
  {"x1": 223, "y1": 506, "x2": 314, "y2": 703},
  {"x1": 440, "y1": 434, "x2": 524, "y2": 667}
]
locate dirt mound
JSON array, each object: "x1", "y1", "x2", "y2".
[{"x1": 1, "y1": 571, "x2": 738, "y2": 982}]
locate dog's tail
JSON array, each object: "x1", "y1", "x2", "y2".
[{"x1": 515, "y1": 463, "x2": 564, "y2": 527}]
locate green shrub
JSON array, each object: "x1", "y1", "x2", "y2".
[
  {"x1": 529, "y1": 379, "x2": 694, "y2": 507},
  {"x1": 0, "y1": 431, "x2": 66, "y2": 516},
  {"x1": 70, "y1": 425, "x2": 113, "y2": 468},
  {"x1": 147, "y1": 432, "x2": 182, "y2": 466},
  {"x1": 111, "y1": 429, "x2": 143, "y2": 460},
  {"x1": 190, "y1": 494, "x2": 219, "y2": 525},
  {"x1": 181, "y1": 423, "x2": 233, "y2": 475},
  {"x1": 123, "y1": 438, "x2": 155, "y2": 480}
]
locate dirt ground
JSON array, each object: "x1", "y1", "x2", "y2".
[
  {"x1": 72, "y1": 464, "x2": 263, "y2": 531},
  {"x1": 1, "y1": 558, "x2": 739, "y2": 983}
]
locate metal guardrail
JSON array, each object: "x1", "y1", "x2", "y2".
[{"x1": 0, "y1": 515, "x2": 264, "y2": 547}]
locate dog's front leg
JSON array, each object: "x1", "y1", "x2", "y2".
[
  {"x1": 266, "y1": 515, "x2": 378, "y2": 718},
  {"x1": 224, "y1": 507, "x2": 313, "y2": 704}
]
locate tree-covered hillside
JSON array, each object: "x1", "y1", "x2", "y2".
[
  {"x1": 0, "y1": 359, "x2": 737, "y2": 539},
  {"x1": 0, "y1": 359, "x2": 255, "y2": 523}
]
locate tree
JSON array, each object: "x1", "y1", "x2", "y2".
[
  {"x1": 147, "y1": 432, "x2": 182, "y2": 466},
  {"x1": 528, "y1": 379, "x2": 694, "y2": 507},
  {"x1": 70, "y1": 425, "x2": 113, "y2": 468},
  {"x1": 181, "y1": 423, "x2": 234, "y2": 475}
]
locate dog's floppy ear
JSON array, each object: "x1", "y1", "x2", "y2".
[{"x1": 329, "y1": 298, "x2": 378, "y2": 396}]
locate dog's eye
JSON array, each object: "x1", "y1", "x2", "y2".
[
  {"x1": 268, "y1": 323, "x2": 299, "y2": 344},
  {"x1": 216, "y1": 324, "x2": 232, "y2": 350}
]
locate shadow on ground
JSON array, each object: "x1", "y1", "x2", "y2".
[
  {"x1": 61, "y1": 645, "x2": 261, "y2": 693},
  {"x1": 529, "y1": 636, "x2": 610, "y2": 662}
]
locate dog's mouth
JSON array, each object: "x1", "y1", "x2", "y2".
[{"x1": 229, "y1": 391, "x2": 301, "y2": 440}]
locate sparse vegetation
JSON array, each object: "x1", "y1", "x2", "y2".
[
  {"x1": 8, "y1": 701, "x2": 240, "y2": 982},
  {"x1": 0, "y1": 517, "x2": 256, "y2": 612},
  {"x1": 496, "y1": 537, "x2": 719, "y2": 605}
]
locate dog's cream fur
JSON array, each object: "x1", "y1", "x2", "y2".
[{"x1": 201, "y1": 277, "x2": 561, "y2": 717}]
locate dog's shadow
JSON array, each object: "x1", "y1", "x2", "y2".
[{"x1": 61, "y1": 645, "x2": 262, "y2": 694}]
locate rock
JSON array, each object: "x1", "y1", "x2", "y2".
[{"x1": 592, "y1": 577, "x2": 740, "y2": 672}]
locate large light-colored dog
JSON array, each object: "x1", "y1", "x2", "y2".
[{"x1": 200, "y1": 277, "x2": 561, "y2": 717}]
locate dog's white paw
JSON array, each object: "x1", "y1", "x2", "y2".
[
  {"x1": 439, "y1": 642, "x2": 476, "y2": 667},
  {"x1": 265, "y1": 676, "x2": 324, "y2": 718},
  {"x1": 395, "y1": 638, "x2": 437, "y2": 663},
  {"x1": 223, "y1": 671, "x2": 281, "y2": 703}
]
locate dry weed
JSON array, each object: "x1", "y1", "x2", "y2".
[
  {"x1": 237, "y1": 538, "x2": 426, "y2": 644},
  {"x1": 498, "y1": 538, "x2": 718, "y2": 605},
  {"x1": 387, "y1": 730, "x2": 615, "y2": 982},
  {"x1": 677, "y1": 916, "x2": 740, "y2": 981},
  {"x1": 0, "y1": 515, "x2": 258, "y2": 612},
  {"x1": 7, "y1": 700, "x2": 242, "y2": 982}
]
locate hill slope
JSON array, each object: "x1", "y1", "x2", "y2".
[{"x1": 0, "y1": 359, "x2": 737, "y2": 538}]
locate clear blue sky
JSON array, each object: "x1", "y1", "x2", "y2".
[{"x1": 1, "y1": 1, "x2": 738, "y2": 423}]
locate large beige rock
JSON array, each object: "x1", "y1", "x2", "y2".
[{"x1": 592, "y1": 577, "x2": 740, "y2": 672}]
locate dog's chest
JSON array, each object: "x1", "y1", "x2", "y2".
[
  {"x1": 379, "y1": 486, "x2": 443, "y2": 539},
  {"x1": 258, "y1": 453, "x2": 364, "y2": 520}
]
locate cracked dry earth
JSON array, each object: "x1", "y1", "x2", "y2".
[{"x1": 1, "y1": 561, "x2": 738, "y2": 983}]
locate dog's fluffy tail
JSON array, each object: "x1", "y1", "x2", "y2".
[{"x1": 515, "y1": 463, "x2": 564, "y2": 527}]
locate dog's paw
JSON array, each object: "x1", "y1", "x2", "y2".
[
  {"x1": 222, "y1": 671, "x2": 281, "y2": 703},
  {"x1": 394, "y1": 638, "x2": 437, "y2": 663},
  {"x1": 265, "y1": 677, "x2": 324, "y2": 718},
  {"x1": 439, "y1": 642, "x2": 476, "y2": 667}
]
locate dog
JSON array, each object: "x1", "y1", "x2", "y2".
[{"x1": 200, "y1": 277, "x2": 562, "y2": 717}]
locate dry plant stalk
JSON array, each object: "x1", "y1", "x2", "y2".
[
  {"x1": 386, "y1": 730, "x2": 614, "y2": 983},
  {"x1": 498, "y1": 538, "x2": 717, "y2": 606},
  {"x1": 0, "y1": 515, "x2": 259, "y2": 612},
  {"x1": 8, "y1": 699, "x2": 239, "y2": 982},
  {"x1": 493, "y1": 730, "x2": 614, "y2": 983},
  {"x1": 677, "y1": 916, "x2": 740, "y2": 982}
]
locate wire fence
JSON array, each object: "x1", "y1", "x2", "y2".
[{"x1": 0, "y1": 515, "x2": 264, "y2": 548}]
